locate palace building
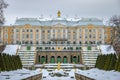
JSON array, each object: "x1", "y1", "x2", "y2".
[{"x1": 0, "y1": 11, "x2": 112, "y2": 68}]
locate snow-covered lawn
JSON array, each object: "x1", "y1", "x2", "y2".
[
  {"x1": 0, "y1": 68, "x2": 41, "y2": 80},
  {"x1": 76, "y1": 68, "x2": 120, "y2": 80}
]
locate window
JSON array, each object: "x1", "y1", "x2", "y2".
[
  {"x1": 30, "y1": 34, "x2": 33, "y2": 38},
  {"x1": 26, "y1": 34, "x2": 29, "y2": 38},
  {"x1": 36, "y1": 34, "x2": 39, "y2": 39},
  {"x1": 16, "y1": 41, "x2": 19, "y2": 44},
  {"x1": 87, "y1": 46, "x2": 91, "y2": 50},
  {"x1": 47, "y1": 34, "x2": 50, "y2": 39},
  {"x1": 68, "y1": 35, "x2": 71, "y2": 39},
  {"x1": 30, "y1": 41, "x2": 33, "y2": 44},
  {"x1": 99, "y1": 29, "x2": 102, "y2": 32},
  {"x1": 73, "y1": 41, "x2": 76, "y2": 44},
  {"x1": 89, "y1": 29, "x2": 92, "y2": 32},
  {"x1": 22, "y1": 41, "x2": 24, "y2": 44},
  {"x1": 73, "y1": 30, "x2": 76, "y2": 33},
  {"x1": 22, "y1": 29, "x2": 25, "y2": 32},
  {"x1": 85, "y1": 29, "x2": 88, "y2": 32},
  {"x1": 79, "y1": 41, "x2": 82, "y2": 44},
  {"x1": 47, "y1": 30, "x2": 50, "y2": 33},
  {"x1": 58, "y1": 34, "x2": 61, "y2": 39},
  {"x1": 11, "y1": 34, "x2": 13, "y2": 39},
  {"x1": 93, "y1": 29, "x2": 96, "y2": 32},
  {"x1": 52, "y1": 47, "x2": 54, "y2": 50},
  {"x1": 26, "y1": 29, "x2": 29, "y2": 32},
  {"x1": 5, "y1": 29, "x2": 7, "y2": 32},
  {"x1": 16, "y1": 29, "x2": 19, "y2": 32},
  {"x1": 36, "y1": 29, "x2": 39, "y2": 32},
  {"x1": 53, "y1": 34, "x2": 55, "y2": 38},
  {"x1": 85, "y1": 34, "x2": 87, "y2": 38},
  {"x1": 16, "y1": 34, "x2": 19, "y2": 39},
  {"x1": 63, "y1": 35, "x2": 66, "y2": 39},
  {"x1": 85, "y1": 41, "x2": 88, "y2": 44},
  {"x1": 42, "y1": 41, "x2": 45, "y2": 44},
  {"x1": 99, "y1": 34, "x2": 102, "y2": 38},
  {"x1": 30, "y1": 29, "x2": 33, "y2": 32},
  {"x1": 89, "y1": 35, "x2": 92, "y2": 38},
  {"x1": 42, "y1": 30, "x2": 45, "y2": 33},
  {"x1": 79, "y1": 29, "x2": 82, "y2": 32},
  {"x1": 73, "y1": 35, "x2": 76, "y2": 39},
  {"x1": 68, "y1": 30, "x2": 71, "y2": 33},
  {"x1": 53, "y1": 29, "x2": 55, "y2": 33},
  {"x1": 105, "y1": 34, "x2": 107, "y2": 39},
  {"x1": 22, "y1": 34, "x2": 25, "y2": 39},
  {"x1": 58, "y1": 29, "x2": 60, "y2": 32},
  {"x1": 93, "y1": 34, "x2": 95, "y2": 38},
  {"x1": 27, "y1": 46, "x2": 31, "y2": 50},
  {"x1": 63, "y1": 30, "x2": 66, "y2": 33},
  {"x1": 12, "y1": 29, "x2": 14, "y2": 32},
  {"x1": 36, "y1": 41, "x2": 39, "y2": 44}
]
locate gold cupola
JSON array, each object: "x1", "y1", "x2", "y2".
[{"x1": 57, "y1": 10, "x2": 61, "y2": 17}]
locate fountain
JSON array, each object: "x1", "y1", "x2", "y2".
[{"x1": 50, "y1": 62, "x2": 68, "y2": 77}]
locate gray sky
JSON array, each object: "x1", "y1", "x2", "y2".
[{"x1": 4, "y1": 0, "x2": 120, "y2": 25}]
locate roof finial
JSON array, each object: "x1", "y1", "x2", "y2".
[{"x1": 57, "y1": 10, "x2": 61, "y2": 17}]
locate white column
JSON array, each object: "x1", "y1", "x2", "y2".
[
  {"x1": 20, "y1": 29, "x2": 22, "y2": 44},
  {"x1": 39, "y1": 28, "x2": 41, "y2": 44},
  {"x1": 102, "y1": 28, "x2": 105, "y2": 44},
  {"x1": 13, "y1": 28, "x2": 16, "y2": 44},
  {"x1": 76, "y1": 27, "x2": 79, "y2": 44}
]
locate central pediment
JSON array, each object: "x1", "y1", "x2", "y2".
[{"x1": 53, "y1": 23, "x2": 66, "y2": 27}]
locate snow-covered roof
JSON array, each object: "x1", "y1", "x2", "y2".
[
  {"x1": 14, "y1": 17, "x2": 104, "y2": 26},
  {"x1": 98, "y1": 45, "x2": 116, "y2": 54},
  {"x1": 2, "y1": 45, "x2": 21, "y2": 55}
]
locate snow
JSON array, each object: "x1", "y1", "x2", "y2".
[
  {"x1": 42, "y1": 69, "x2": 49, "y2": 78},
  {"x1": 76, "y1": 68, "x2": 120, "y2": 80},
  {"x1": 69, "y1": 70, "x2": 75, "y2": 77},
  {"x1": 53, "y1": 69, "x2": 65, "y2": 75},
  {"x1": 1, "y1": 68, "x2": 120, "y2": 80},
  {"x1": 0, "y1": 68, "x2": 42, "y2": 80},
  {"x1": 2, "y1": 45, "x2": 21, "y2": 55},
  {"x1": 98, "y1": 45, "x2": 116, "y2": 54},
  {"x1": 42, "y1": 69, "x2": 76, "y2": 80}
]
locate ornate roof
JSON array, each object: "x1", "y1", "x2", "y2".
[{"x1": 14, "y1": 17, "x2": 104, "y2": 26}]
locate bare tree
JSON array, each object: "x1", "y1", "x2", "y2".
[
  {"x1": 109, "y1": 15, "x2": 120, "y2": 55},
  {"x1": 0, "y1": 0, "x2": 8, "y2": 25},
  {"x1": 0, "y1": 0, "x2": 8, "y2": 45}
]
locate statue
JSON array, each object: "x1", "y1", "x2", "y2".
[{"x1": 57, "y1": 62, "x2": 60, "y2": 70}]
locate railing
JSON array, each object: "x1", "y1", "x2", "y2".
[
  {"x1": 22, "y1": 73, "x2": 42, "y2": 80},
  {"x1": 21, "y1": 44, "x2": 98, "y2": 46},
  {"x1": 75, "y1": 73, "x2": 95, "y2": 80}
]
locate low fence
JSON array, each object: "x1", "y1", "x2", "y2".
[
  {"x1": 22, "y1": 73, "x2": 42, "y2": 80},
  {"x1": 75, "y1": 73, "x2": 95, "y2": 80}
]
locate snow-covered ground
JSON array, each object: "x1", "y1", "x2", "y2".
[
  {"x1": 76, "y1": 68, "x2": 120, "y2": 80},
  {"x1": 0, "y1": 68, "x2": 41, "y2": 80},
  {"x1": 1, "y1": 68, "x2": 120, "y2": 80}
]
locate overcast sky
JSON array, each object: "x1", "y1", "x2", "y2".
[{"x1": 4, "y1": 0, "x2": 120, "y2": 25}]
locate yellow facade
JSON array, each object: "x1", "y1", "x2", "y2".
[{"x1": 1, "y1": 24, "x2": 112, "y2": 45}]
